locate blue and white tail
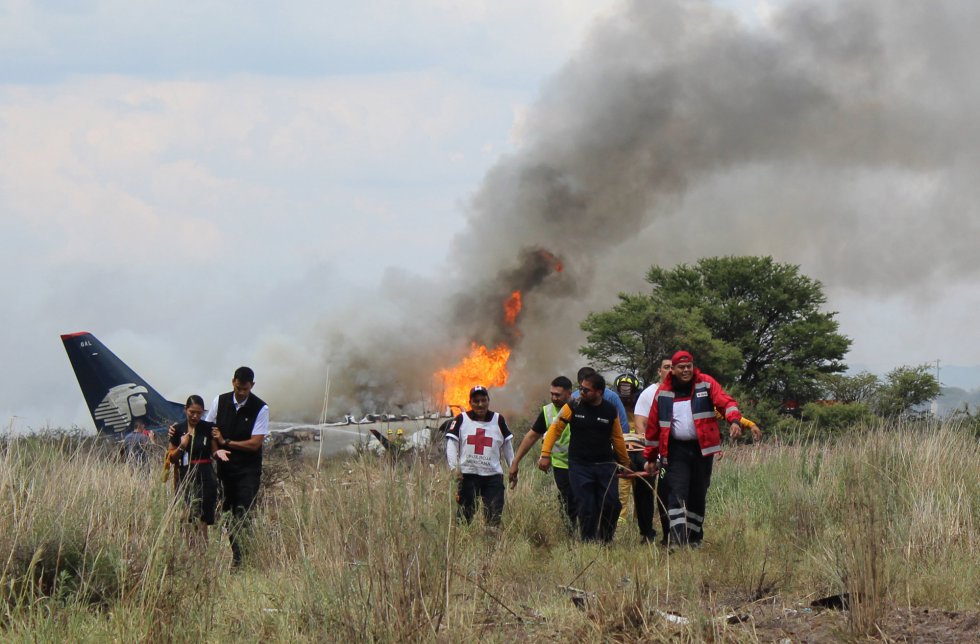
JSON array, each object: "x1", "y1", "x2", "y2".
[{"x1": 61, "y1": 332, "x2": 184, "y2": 437}]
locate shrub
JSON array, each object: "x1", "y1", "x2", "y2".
[{"x1": 801, "y1": 402, "x2": 873, "y2": 434}]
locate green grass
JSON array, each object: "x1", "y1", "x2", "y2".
[{"x1": 1, "y1": 420, "x2": 977, "y2": 641}]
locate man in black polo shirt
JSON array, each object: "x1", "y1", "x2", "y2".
[
  {"x1": 538, "y1": 373, "x2": 630, "y2": 543},
  {"x1": 207, "y1": 366, "x2": 269, "y2": 567}
]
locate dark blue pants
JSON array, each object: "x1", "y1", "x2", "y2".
[{"x1": 568, "y1": 461, "x2": 621, "y2": 542}]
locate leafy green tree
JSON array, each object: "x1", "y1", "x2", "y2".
[
  {"x1": 579, "y1": 293, "x2": 741, "y2": 385},
  {"x1": 581, "y1": 256, "x2": 850, "y2": 400},
  {"x1": 873, "y1": 364, "x2": 941, "y2": 417},
  {"x1": 819, "y1": 371, "x2": 881, "y2": 403},
  {"x1": 645, "y1": 256, "x2": 850, "y2": 399}
]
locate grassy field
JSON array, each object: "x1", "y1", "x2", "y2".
[{"x1": 1, "y1": 420, "x2": 977, "y2": 642}]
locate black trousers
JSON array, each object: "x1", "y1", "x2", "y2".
[
  {"x1": 631, "y1": 451, "x2": 672, "y2": 543},
  {"x1": 656, "y1": 466, "x2": 671, "y2": 543},
  {"x1": 457, "y1": 473, "x2": 505, "y2": 526},
  {"x1": 183, "y1": 462, "x2": 218, "y2": 525},
  {"x1": 568, "y1": 461, "x2": 621, "y2": 543},
  {"x1": 663, "y1": 439, "x2": 713, "y2": 546},
  {"x1": 628, "y1": 451, "x2": 659, "y2": 541},
  {"x1": 219, "y1": 466, "x2": 262, "y2": 565},
  {"x1": 552, "y1": 466, "x2": 578, "y2": 531}
]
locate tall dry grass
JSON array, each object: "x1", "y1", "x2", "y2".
[{"x1": 0, "y1": 420, "x2": 977, "y2": 641}]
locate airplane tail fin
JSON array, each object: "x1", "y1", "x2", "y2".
[{"x1": 61, "y1": 332, "x2": 185, "y2": 437}]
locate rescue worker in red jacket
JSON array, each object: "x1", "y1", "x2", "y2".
[{"x1": 643, "y1": 351, "x2": 743, "y2": 547}]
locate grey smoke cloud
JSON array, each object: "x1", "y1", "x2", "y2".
[
  {"x1": 296, "y1": 0, "x2": 980, "y2": 418},
  {"x1": 462, "y1": 0, "x2": 974, "y2": 274}
]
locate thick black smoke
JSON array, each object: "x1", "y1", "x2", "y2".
[{"x1": 449, "y1": 247, "x2": 566, "y2": 347}]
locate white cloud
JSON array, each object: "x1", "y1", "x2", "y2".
[
  {"x1": 0, "y1": 1, "x2": 615, "y2": 85},
  {"x1": 0, "y1": 65, "x2": 547, "y2": 426},
  {"x1": 0, "y1": 71, "x2": 524, "y2": 270}
]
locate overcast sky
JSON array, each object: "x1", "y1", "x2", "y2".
[{"x1": 2, "y1": 0, "x2": 977, "y2": 430}]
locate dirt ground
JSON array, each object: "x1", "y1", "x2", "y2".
[
  {"x1": 506, "y1": 591, "x2": 980, "y2": 643},
  {"x1": 719, "y1": 600, "x2": 979, "y2": 642}
]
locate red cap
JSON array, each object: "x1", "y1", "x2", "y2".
[{"x1": 671, "y1": 350, "x2": 694, "y2": 366}]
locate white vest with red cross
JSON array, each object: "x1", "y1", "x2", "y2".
[{"x1": 450, "y1": 411, "x2": 511, "y2": 476}]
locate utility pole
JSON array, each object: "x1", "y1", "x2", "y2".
[
  {"x1": 317, "y1": 366, "x2": 331, "y2": 470},
  {"x1": 930, "y1": 359, "x2": 940, "y2": 416}
]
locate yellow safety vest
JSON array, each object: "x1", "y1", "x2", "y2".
[{"x1": 544, "y1": 404, "x2": 571, "y2": 469}]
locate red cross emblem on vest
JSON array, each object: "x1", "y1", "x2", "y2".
[{"x1": 466, "y1": 427, "x2": 494, "y2": 455}]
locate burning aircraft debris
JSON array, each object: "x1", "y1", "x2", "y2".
[{"x1": 435, "y1": 248, "x2": 564, "y2": 411}]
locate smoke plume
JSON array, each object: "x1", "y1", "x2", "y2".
[{"x1": 288, "y1": 0, "x2": 980, "y2": 419}]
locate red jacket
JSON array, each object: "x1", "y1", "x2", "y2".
[{"x1": 643, "y1": 369, "x2": 741, "y2": 459}]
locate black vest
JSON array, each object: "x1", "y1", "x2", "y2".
[
  {"x1": 215, "y1": 392, "x2": 266, "y2": 471},
  {"x1": 567, "y1": 399, "x2": 619, "y2": 464}
]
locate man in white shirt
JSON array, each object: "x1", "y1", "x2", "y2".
[
  {"x1": 630, "y1": 357, "x2": 674, "y2": 543},
  {"x1": 206, "y1": 366, "x2": 269, "y2": 567}
]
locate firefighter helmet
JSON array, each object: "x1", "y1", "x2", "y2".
[{"x1": 614, "y1": 373, "x2": 641, "y2": 395}]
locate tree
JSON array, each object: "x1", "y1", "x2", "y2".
[
  {"x1": 873, "y1": 364, "x2": 941, "y2": 417},
  {"x1": 819, "y1": 366, "x2": 940, "y2": 418},
  {"x1": 818, "y1": 371, "x2": 881, "y2": 403},
  {"x1": 581, "y1": 256, "x2": 851, "y2": 400},
  {"x1": 579, "y1": 293, "x2": 742, "y2": 386},
  {"x1": 647, "y1": 256, "x2": 850, "y2": 399}
]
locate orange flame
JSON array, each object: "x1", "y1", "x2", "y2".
[
  {"x1": 437, "y1": 343, "x2": 512, "y2": 410},
  {"x1": 538, "y1": 249, "x2": 564, "y2": 273},
  {"x1": 503, "y1": 290, "x2": 522, "y2": 326}
]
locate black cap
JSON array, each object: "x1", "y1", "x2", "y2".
[{"x1": 469, "y1": 385, "x2": 489, "y2": 399}]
